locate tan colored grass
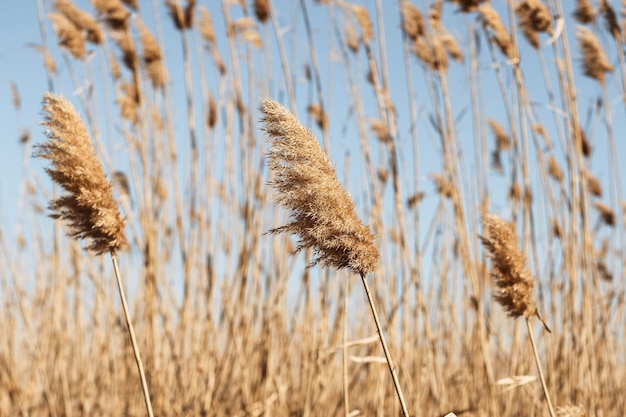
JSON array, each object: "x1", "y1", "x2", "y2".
[
  {"x1": 587, "y1": 172, "x2": 603, "y2": 197},
  {"x1": 307, "y1": 103, "x2": 327, "y2": 132},
  {"x1": 261, "y1": 98, "x2": 379, "y2": 275},
  {"x1": 479, "y1": 3, "x2": 516, "y2": 59},
  {"x1": 166, "y1": 0, "x2": 195, "y2": 31},
  {"x1": 594, "y1": 202, "x2": 615, "y2": 226},
  {"x1": 206, "y1": 94, "x2": 217, "y2": 128},
  {"x1": 48, "y1": 12, "x2": 86, "y2": 59},
  {"x1": 34, "y1": 93, "x2": 127, "y2": 255},
  {"x1": 556, "y1": 404, "x2": 587, "y2": 417},
  {"x1": 441, "y1": 33, "x2": 464, "y2": 63},
  {"x1": 92, "y1": 0, "x2": 130, "y2": 30},
  {"x1": 199, "y1": 6, "x2": 216, "y2": 44},
  {"x1": 479, "y1": 214, "x2": 537, "y2": 318},
  {"x1": 448, "y1": 0, "x2": 484, "y2": 13},
  {"x1": 516, "y1": 0, "x2": 552, "y2": 49},
  {"x1": 346, "y1": 22, "x2": 359, "y2": 53},
  {"x1": 487, "y1": 119, "x2": 510, "y2": 151},
  {"x1": 351, "y1": 4, "x2": 374, "y2": 43},
  {"x1": 137, "y1": 20, "x2": 167, "y2": 88},
  {"x1": 254, "y1": 0, "x2": 269, "y2": 23},
  {"x1": 576, "y1": 26, "x2": 613, "y2": 84},
  {"x1": 574, "y1": 0, "x2": 596, "y2": 24},
  {"x1": 10, "y1": 81, "x2": 20, "y2": 111},
  {"x1": 400, "y1": 1, "x2": 425, "y2": 40},
  {"x1": 599, "y1": 0, "x2": 620, "y2": 40},
  {"x1": 547, "y1": 156, "x2": 564, "y2": 183},
  {"x1": 54, "y1": 0, "x2": 103, "y2": 44}
]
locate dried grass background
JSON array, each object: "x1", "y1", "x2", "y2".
[{"x1": 1, "y1": 0, "x2": 626, "y2": 416}]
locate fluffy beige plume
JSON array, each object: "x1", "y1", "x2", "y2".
[
  {"x1": 479, "y1": 214, "x2": 538, "y2": 319},
  {"x1": 137, "y1": 20, "x2": 166, "y2": 88},
  {"x1": 576, "y1": 26, "x2": 613, "y2": 84},
  {"x1": 34, "y1": 93, "x2": 127, "y2": 254},
  {"x1": 254, "y1": 0, "x2": 270, "y2": 23},
  {"x1": 479, "y1": 3, "x2": 516, "y2": 59},
  {"x1": 574, "y1": 0, "x2": 596, "y2": 24},
  {"x1": 48, "y1": 12, "x2": 86, "y2": 59},
  {"x1": 54, "y1": 0, "x2": 103, "y2": 44},
  {"x1": 515, "y1": 0, "x2": 552, "y2": 49},
  {"x1": 92, "y1": 0, "x2": 130, "y2": 30},
  {"x1": 400, "y1": 1, "x2": 425, "y2": 40},
  {"x1": 260, "y1": 98, "x2": 379, "y2": 275},
  {"x1": 351, "y1": 4, "x2": 374, "y2": 43}
]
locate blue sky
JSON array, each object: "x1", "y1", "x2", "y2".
[{"x1": 1, "y1": 0, "x2": 625, "y2": 284}]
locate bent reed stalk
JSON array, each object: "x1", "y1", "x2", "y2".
[
  {"x1": 34, "y1": 93, "x2": 154, "y2": 417},
  {"x1": 260, "y1": 98, "x2": 410, "y2": 417}
]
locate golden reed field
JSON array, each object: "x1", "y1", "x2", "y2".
[{"x1": 1, "y1": 0, "x2": 625, "y2": 416}]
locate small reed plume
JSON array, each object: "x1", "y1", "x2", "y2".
[
  {"x1": 48, "y1": 12, "x2": 86, "y2": 59},
  {"x1": 254, "y1": 0, "x2": 270, "y2": 23},
  {"x1": 54, "y1": 0, "x2": 103, "y2": 45},
  {"x1": 479, "y1": 214, "x2": 538, "y2": 319},
  {"x1": 515, "y1": 0, "x2": 552, "y2": 49},
  {"x1": 261, "y1": 98, "x2": 409, "y2": 416},
  {"x1": 574, "y1": 0, "x2": 596, "y2": 24},
  {"x1": 34, "y1": 93, "x2": 154, "y2": 417},
  {"x1": 480, "y1": 213, "x2": 555, "y2": 417},
  {"x1": 401, "y1": 1, "x2": 425, "y2": 40},
  {"x1": 34, "y1": 93, "x2": 127, "y2": 254},
  {"x1": 351, "y1": 4, "x2": 374, "y2": 43},
  {"x1": 479, "y1": 3, "x2": 517, "y2": 59},
  {"x1": 576, "y1": 26, "x2": 613, "y2": 84}
]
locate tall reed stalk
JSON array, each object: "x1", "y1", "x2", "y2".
[
  {"x1": 260, "y1": 98, "x2": 410, "y2": 417},
  {"x1": 34, "y1": 93, "x2": 154, "y2": 417}
]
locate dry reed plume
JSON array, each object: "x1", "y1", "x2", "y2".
[
  {"x1": 54, "y1": 0, "x2": 103, "y2": 45},
  {"x1": 576, "y1": 26, "x2": 613, "y2": 84},
  {"x1": 479, "y1": 214, "x2": 537, "y2": 319},
  {"x1": 574, "y1": 0, "x2": 596, "y2": 23},
  {"x1": 479, "y1": 3, "x2": 516, "y2": 59},
  {"x1": 34, "y1": 93, "x2": 127, "y2": 255},
  {"x1": 48, "y1": 11, "x2": 86, "y2": 59},
  {"x1": 480, "y1": 213, "x2": 555, "y2": 417},
  {"x1": 261, "y1": 98, "x2": 378, "y2": 275}
]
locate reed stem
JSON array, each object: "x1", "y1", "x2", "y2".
[
  {"x1": 525, "y1": 317, "x2": 556, "y2": 417},
  {"x1": 111, "y1": 253, "x2": 155, "y2": 417},
  {"x1": 359, "y1": 272, "x2": 409, "y2": 417}
]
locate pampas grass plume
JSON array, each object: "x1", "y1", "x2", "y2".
[
  {"x1": 260, "y1": 98, "x2": 379, "y2": 275},
  {"x1": 34, "y1": 93, "x2": 127, "y2": 255}
]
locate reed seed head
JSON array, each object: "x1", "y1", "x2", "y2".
[
  {"x1": 479, "y1": 4, "x2": 516, "y2": 59},
  {"x1": 400, "y1": 2, "x2": 425, "y2": 40},
  {"x1": 34, "y1": 93, "x2": 127, "y2": 255},
  {"x1": 260, "y1": 98, "x2": 379, "y2": 275},
  {"x1": 48, "y1": 12, "x2": 86, "y2": 59},
  {"x1": 487, "y1": 119, "x2": 510, "y2": 151},
  {"x1": 54, "y1": 0, "x2": 103, "y2": 45},
  {"x1": 574, "y1": 0, "x2": 596, "y2": 24},
  {"x1": 254, "y1": 0, "x2": 270, "y2": 23},
  {"x1": 199, "y1": 6, "x2": 216, "y2": 45},
  {"x1": 351, "y1": 5, "x2": 374, "y2": 43},
  {"x1": 479, "y1": 214, "x2": 537, "y2": 318},
  {"x1": 576, "y1": 26, "x2": 613, "y2": 84}
]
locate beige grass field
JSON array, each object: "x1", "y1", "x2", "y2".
[{"x1": 1, "y1": 0, "x2": 625, "y2": 416}]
